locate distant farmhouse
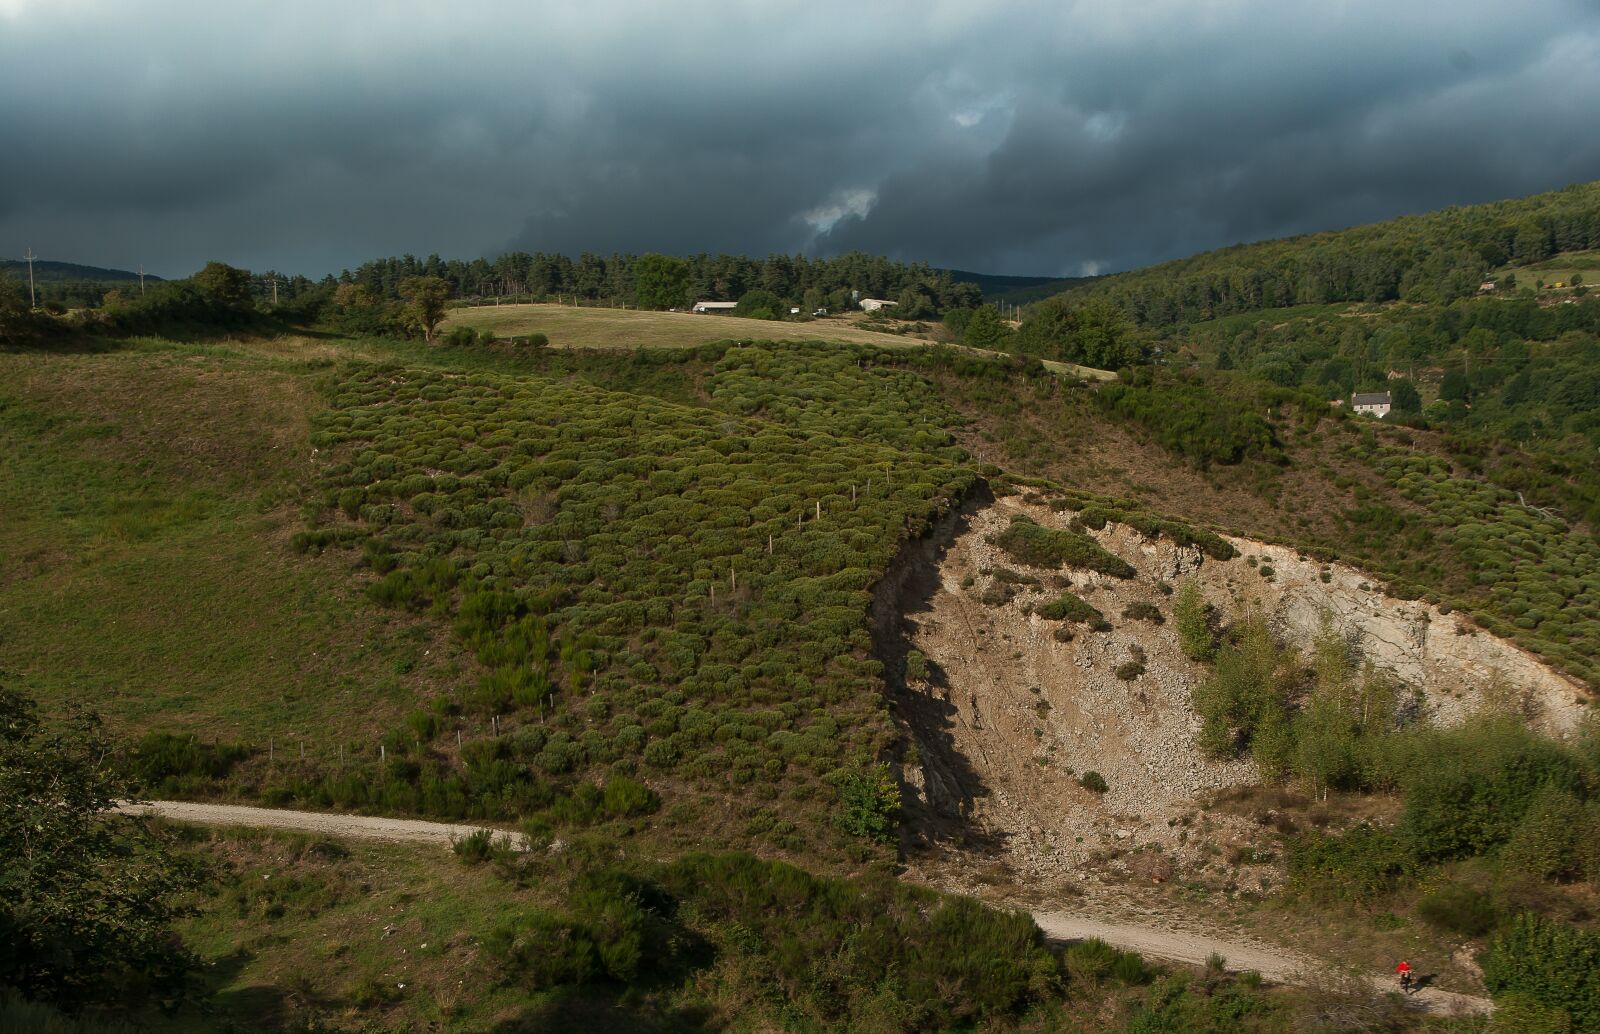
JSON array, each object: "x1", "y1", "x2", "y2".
[
  {"x1": 1352, "y1": 391, "x2": 1392, "y2": 418},
  {"x1": 859, "y1": 298, "x2": 898, "y2": 313},
  {"x1": 692, "y1": 300, "x2": 738, "y2": 314}
]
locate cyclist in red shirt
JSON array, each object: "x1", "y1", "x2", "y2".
[{"x1": 1396, "y1": 960, "x2": 1413, "y2": 993}]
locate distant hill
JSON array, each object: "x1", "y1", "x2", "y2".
[
  {"x1": 0, "y1": 259, "x2": 163, "y2": 285},
  {"x1": 945, "y1": 268, "x2": 1094, "y2": 307},
  {"x1": 1041, "y1": 179, "x2": 1600, "y2": 326}
]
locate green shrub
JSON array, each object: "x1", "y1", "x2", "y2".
[
  {"x1": 989, "y1": 515, "x2": 1136, "y2": 578},
  {"x1": 1097, "y1": 369, "x2": 1282, "y2": 468},
  {"x1": 1399, "y1": 720, "x2": 1585, "y2": 862},
  {"x1": 452, "y1": 828, "x2": 516, "y2": 865},
  {"x1": 1502, "y1": 786, "x2": 1590, "y2": 882},
  {"x1": 403, "y1": 709, "x2": 441, "y2": 743},
  {"x1": 1286, "y1": 825, "x2": 1416, "y2": 901},
  {"x1": 1115, "y1": 661, "x2": 1145, "y2": 681},
  {"x1": 1121, "y1": 601, "x2": 1163, "y2": 624},
  {"x1": 484, "y1": 907, "x2": 604, "y2": 985},
  {"x1": 835, "y1": 763, "x2": 900, "y2": 842},
  {"x1": 1079, "y1": 771, "x2": 1109, "y2": 794},
  {"x1": 1035, "y1": 592, "x2": 1102, "y2": 624},
  {"x1": 1191, "y1": 613, "x2": 1291, "y2": 759},
  {"x1": 483, "y1": 866, "x2": 690, "y2": 988},
  {"x1": 129, "y1": 731, "x2": 249, "y2": 789},
  {"x1": 1173, "y1": 579, "x2": 1213, "y2": 661},
  {"x1": 981, "y1": 581, "x2": 1017, "y2": 607},
  {"x1": 1417, "y1": 883, "x2": 1498, "y2": 938},
  {"x1": 991, "y1": 566, "x2": 1040, "y2": 586},
  {"x1": 1485, "y1": 994, "x2": 1574, "y2": 1034},
  {"x1": 1063, "y1": 937, "x2": 1142, "y2": 983},
  {"x1": 600, "y1": 775, "x2": 660, "y2": 818},
  {"x1": 655, "y1": 851, "x2": 1062, "y2": 1027},
  {"x1": 1480, "y1": 914, "x2": 1600, "y2": 1029}
]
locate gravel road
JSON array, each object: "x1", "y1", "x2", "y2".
[
  {"x1": 114, "y1": 800, "x2": 508, "y2": 847},
  {"x1": 121, "y1": 799, "x2": 1491, "y2": 1015},
  {"x1": 1034, "y1": 912, "x2": 1490, "y2": 1016}
]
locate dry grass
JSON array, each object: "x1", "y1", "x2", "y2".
[
  {"x1": 938, "y1": 370, "x2": 1411, "y2": 548},
  {"x1": 444, "y1": 304, "x2": 1117, "y2": 381},
  {"x1": 443, "y1": 302, "x2": 944, "y2": 350}
]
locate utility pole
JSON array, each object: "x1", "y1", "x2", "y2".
[
  {"x1": 138, "y1": 264, "x2": 146, "y2": 296},
  {"x1": 23, "y1": 248, "x2": 37, "y2": 308}
]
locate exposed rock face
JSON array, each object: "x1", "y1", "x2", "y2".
[
  {"x1": 1195, "y1": 535, "x2": 1588, "y2": 738},
  {"x1": 892, "y1": 496, "x2": 1591, "y2": 898}
]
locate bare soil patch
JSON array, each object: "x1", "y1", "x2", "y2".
[{"x1": 892, "y1": 495, "x2": 1584, "y2": 905}]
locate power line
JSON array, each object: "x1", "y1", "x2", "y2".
[{"x1": 23, "y1": 247, "x2": 37, "y2": 308}]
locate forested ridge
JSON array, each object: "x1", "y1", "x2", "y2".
[
  {"x1": 335, "y1": 249, "x2": 983, "y2": 316},
  {"x1": 1045, "y1": 180, "x2": 1600, "y2": 325}
]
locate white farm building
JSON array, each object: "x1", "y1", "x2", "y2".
[{"x1": 1352, "y1": 391, "x2": 1392, "y2": 418}]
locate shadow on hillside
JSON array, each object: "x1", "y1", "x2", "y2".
[
  {"x1": 491, "y1": 990, "x2": 719, "y2": 1033},
  {"x1": 201, "y1": 948, "x2": 350, "y2": 1029},
  {"x1": 1, "y1": 332, "x2": 125, "y2": 355},
  {"x1": 871, "y1": 480, "x2": 1008, "y2": 860}
]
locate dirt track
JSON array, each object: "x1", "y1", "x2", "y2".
[
  {"x1": 114, "y1": 800, "x2": 510, "y2": 847},
  {"x1": 1033, "y1": 912, "x2": 1489, "y2": 1016},
  {"x1": 122, "y1": 799, "x2": 1489, "y2": 1016}
]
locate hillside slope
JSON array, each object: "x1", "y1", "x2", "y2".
[
  {"x1": 1042, "y1": 180, "x2": 1600, "y2": 324},
  {"x1": 0, "y1": 258, "x2": 160, "y2": 284}
]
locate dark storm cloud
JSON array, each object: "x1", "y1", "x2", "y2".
[{"x1": 1, "y1": 1, "x2": 1597, "y2": 278}]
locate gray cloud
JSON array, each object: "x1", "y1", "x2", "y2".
[{"x1": 1, "y1": 1, "x2": 1597, "y2": 278}]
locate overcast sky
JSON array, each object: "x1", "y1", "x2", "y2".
[{"x1": 4, "y1": 1, "x2": 1600, "y2": 279}]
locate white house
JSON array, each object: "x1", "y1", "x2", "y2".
[
  {"x1": 692, "y1": 301, "x2": 738, "y2": 314},
  {"x1": 1352, "y1": 391, "x2": 1392, "y2": 418},
  {"x1": 859, "y1": 298, "x2": 898, "y2": 313}
]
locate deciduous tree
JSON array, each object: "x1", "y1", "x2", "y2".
[
  {"x1": 192, "y1": 261, "x2": 252, "y2": 308},
  {"x1": 0, "y1": 689, "x2": 200, "y2": 1010},
  {"x1": 399, "y1": 276, "x2": 452, "y2": 342}
]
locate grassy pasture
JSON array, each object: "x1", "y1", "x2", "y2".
[
  {"x1": 442, "y1": 303, "x2": 1117, "y2": 379},
  {"x1": 0, "y1": 342, "x2": 458, "y2": 746},
  {"x1": 442, "y1": 301, "x2": 942, "y2": 350},
  {"x1": 1496, "y1": 248, "x2": 1600, "y2": 289}
]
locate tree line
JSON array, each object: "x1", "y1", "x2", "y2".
[
  {"x1": 337, "y1": 249, "x2": 982, "y2": 315},
  {"x1": 1043, "y1": 180, "x2": 1600, "y2": 327}
]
